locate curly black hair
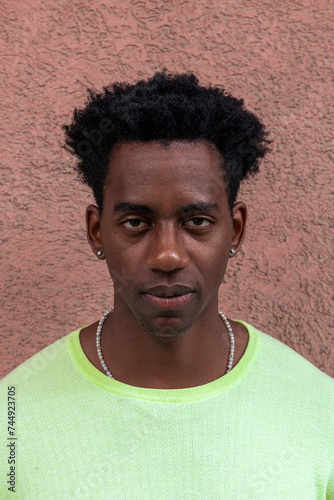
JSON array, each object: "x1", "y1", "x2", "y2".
[{"x1": 63, "y1": 70, "x2": 270, "y2": 214}]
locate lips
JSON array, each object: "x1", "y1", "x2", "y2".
[
  {"x1": 142, "y1": 285, "x2": 194, "y2": 298},
  {"x1": 140, "y1": 285, "x2": 196, "y2": 311}
]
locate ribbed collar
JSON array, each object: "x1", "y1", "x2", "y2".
[{"x1": 68, "y1": 320, "x2": 260, "y2": 402}]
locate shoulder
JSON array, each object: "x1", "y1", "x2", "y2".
[
  {"x1": 242, "y1": 321, "x2": 333, "y2": 377},
  {"x1": 236, "y1": 322, "x2": 334, "y2": 469},
  {"x1": 0, "y1": 329, "x2": 80, "y2": 390},
  {"x1": 256, "y1": 324, "x2": 332, "y2": 382},
  {"x1": 240, "y1": 321, "x2": 334, "y2": 413}
]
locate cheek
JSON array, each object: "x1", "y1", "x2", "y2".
[
  {"x1": 207, "y1": 230, "x2": 231, "y2": 269},
  {"x1": 189, "y1": 242, "x2": 230, "y2": 280},
  {"x1": 106, "y1": 260, "x2": 138, "y2": 296},
  {"x1": 104, "y1": 244, "x2": 143, "y2": 294},
  {"x1": 206, "y1": 250, "x2": 229, "y2": 277}
]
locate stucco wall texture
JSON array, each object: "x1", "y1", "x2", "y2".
[{"x1": 0, "y1": 0, "x2": 333, "y2": 379}]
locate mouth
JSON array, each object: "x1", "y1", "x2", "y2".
[
  {"x1": 140, "y1": 285, "x2": 196, "y2": 311},
  {"x1": 141, "y1": 292, "x2": 196, "y2": 311}
]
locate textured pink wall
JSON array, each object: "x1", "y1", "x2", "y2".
[{"x1": 0, "y1": 0, "x2": 333, "y2": 378}]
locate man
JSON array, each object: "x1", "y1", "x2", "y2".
[{"x1": 1, "y1": 71, "x2": 333, "y2": 499}]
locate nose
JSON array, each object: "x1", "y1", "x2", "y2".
[{"x1": 146, "y1": 223, "x2": 190, "y2": 272}]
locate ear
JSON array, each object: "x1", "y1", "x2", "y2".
[
  {"x1": 229, "y1": 201, "x2": 247, "y2": 258},
  {"x1": 86, "y1": 205, "x2": 105, "y2": 259}
]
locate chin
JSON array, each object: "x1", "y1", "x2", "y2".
[{"x1": 135, "y1": 314, "x2": 196, "y2": 339}]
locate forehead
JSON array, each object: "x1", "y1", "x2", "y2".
[{"x1": 104, "y1": 140, "x2": 228, "y2": 208}]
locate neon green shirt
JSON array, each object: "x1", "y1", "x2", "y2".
[{"x1": 0, "y1": 321, "x2": 333, "y2": 499}]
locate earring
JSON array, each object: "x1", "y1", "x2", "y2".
[
  {"x1": 230, "y1": 248, "x2": 236, "y2": 255},
  {"x1": 97, "y1": 250, "x2": 103, "y2": 257}
]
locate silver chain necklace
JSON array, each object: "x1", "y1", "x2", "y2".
[{"x1": 96, "y1": 308, "x2": 235, "y2": 379}]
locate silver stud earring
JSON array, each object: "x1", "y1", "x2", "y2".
[
  {"x1": 230, "y1": 248, "x2": 236, "y2": 255},
  {"x1": 97, "y1": 250, "x2": 103, "y2": 257}
]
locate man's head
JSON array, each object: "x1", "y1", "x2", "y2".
[
  {"x1": 63, "y1": 70, "x2": 270, "y2": 216},
  {"x1": 63, "y1": 71, "x2": 270, "y2": 337}
]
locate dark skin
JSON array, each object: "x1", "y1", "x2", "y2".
[{"x1": 80, "y1": 140, "x2": 249, "y2": 389}]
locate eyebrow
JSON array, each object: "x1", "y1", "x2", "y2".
[
  {"x1": 180, "y1": 203, "x2": 220, "y2": 213},
  {"x1": 113, "y1": 202, "x2": 220, "y2": 214}
]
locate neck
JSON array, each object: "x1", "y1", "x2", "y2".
[{"x1": 95, "y1": 302, "x2": 240, "y2": 389}]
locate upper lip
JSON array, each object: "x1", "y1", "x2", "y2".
[{"x1": 142, "y1": 285, "x2": 194, "y2": 298}]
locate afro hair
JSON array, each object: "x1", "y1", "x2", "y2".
[{"x1": 63, "y1": 70, "x2": 271, "y2": 214}]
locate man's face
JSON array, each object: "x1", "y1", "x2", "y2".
[{"x1": 87, "y1": 140, "x2": 246, "y2": 338}]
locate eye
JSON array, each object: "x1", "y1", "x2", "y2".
[
  {"x1": 121, "y1": 218, "x2": 148, "y2": 230},
  {"x1": 184, "y1": 217, "x2": 211, "y2": 228}
]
